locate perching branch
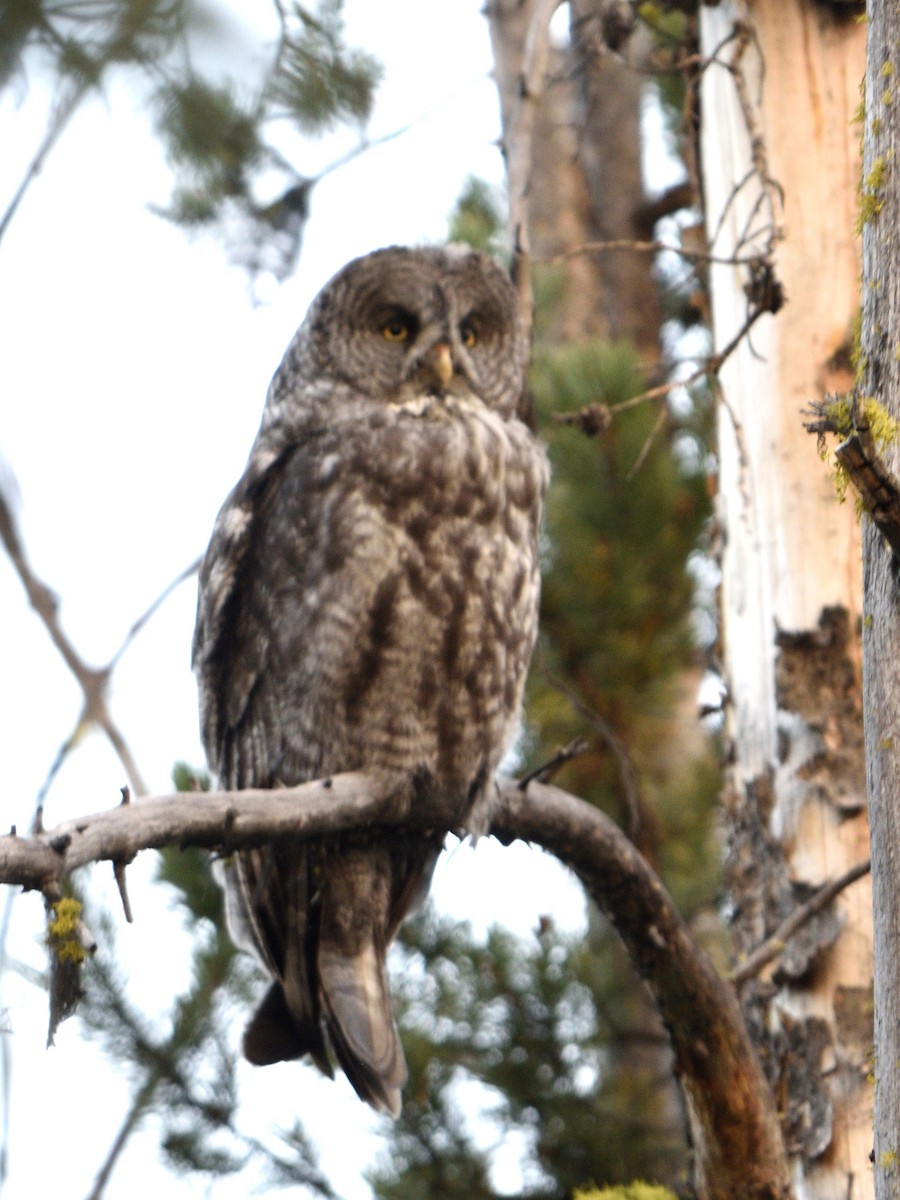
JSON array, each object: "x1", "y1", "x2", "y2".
[{"x1": 3, "y1": 772, "x2": 790, "y2": 1200}]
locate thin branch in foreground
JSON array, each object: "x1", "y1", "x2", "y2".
[
  {"x1": 0, "y1": 484, "x2": 149, "y2": 798},
  {"x1": 730, "y1": 859, "x2": 872, "y2": 986},
  {"x1": 553, "y1": 277, "x2": 778, "y2": 446},
  {"x1": 541, "y1": 237, "x2": 768, "y2": 269},
  {"x1": 108, "y1": 557, "x2": 200, "y2": 671},
  {"x1": 0, "y1": 484, "x2": 196, "y2": 802},
  {"x1": 517, "y1": 735, "x2": 590, "y2": 787}
]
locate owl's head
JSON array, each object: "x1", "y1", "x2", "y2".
[{"x1": 288, "y1": 245, "x2": 527, "y2": 418}]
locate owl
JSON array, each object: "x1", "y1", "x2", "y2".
[{"x1": 192, "y1": 245, "x2": 548, "y2": 1117}]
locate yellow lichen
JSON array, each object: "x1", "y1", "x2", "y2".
[
  {"x1": 47, "y1": 897, "x2": 87, "y2": 965},
  {"x1": 868, "y1": 158, "x2": 890, "y2": 190},
  {"x1": 574, "y1": 1187, "x2": 677, "y2": 1200},
  {"x1": 857, "y1": 156, "x2": 890, "y2": 232},
  {"x1": 857, "y1": 190, "x2": 885, "y2": 232},
  {"x1": 833, "y1": 461, "x2": 852, "y2": 504},
  {"x1": 823, "y1": 394, "x2": 855, "y2": 437},
  {"x1": 860, "y1": 395, "x2": 900, "y2": 449},
  {"x1": 879, "y1": 1149, "x2": 898, "y2": 1170},
  {"x1": 882, "y1": 61, "x2": 895, "y2": 77},
  {"x1": 818, "y1": 393, "x2": 900, "y2": 507}
]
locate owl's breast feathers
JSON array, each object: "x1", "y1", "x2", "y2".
[{"x1": 194, "y1": 390, "x2": 547, "y2": 818}]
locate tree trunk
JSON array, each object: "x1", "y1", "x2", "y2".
[
  {"x1": 860, "y1": 1, "x2": 900, "y2": 1193},
  {"x1": 487, "y1": 0, "x2": 692, "y2": 1188},
  {"x1": 487, "y1": 0, "x2": 664, "y2": 352},
  {"x1": 700, "y1": 1, "x2": 873, "y2": 1196}
]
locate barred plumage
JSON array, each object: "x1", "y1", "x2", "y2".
[{"x1": 193, "y1": 245, "x2": 547, "y2": 1115}]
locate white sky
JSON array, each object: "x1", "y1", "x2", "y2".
[{"x1": 0, "y1": 4, "x2": 587, "y2": 1198}]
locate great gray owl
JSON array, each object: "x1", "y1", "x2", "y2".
[{"x1": 192, "y1": 244, "x2": 547, "y2": 1117}]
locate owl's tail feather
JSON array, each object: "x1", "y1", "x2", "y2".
[
  {"x1": 243, "y1": 980, "x2": 333, "y2": 1076},
  {"x1": 319, "y1": 942, "x2": 406, "y2": 1118}
]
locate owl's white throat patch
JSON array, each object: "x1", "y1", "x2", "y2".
[
  {"x1": 387, "y1": 391, "x2": 484, "y2": 419},
  {"x1": 387, "y1": 393, "x2": 435, "y2": 417}
]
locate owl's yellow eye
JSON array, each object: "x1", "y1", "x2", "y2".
[
  {"x1": 460, "y1": 323, "x2": 477, "y2": 349},
  {"x1": 382, "y1": 319, "x2": 410, "y2": 342}
]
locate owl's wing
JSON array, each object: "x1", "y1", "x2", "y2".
[
  {"x1": 193, "y1": 442, "x2": 298, "y2": 784},
  {"x1": 193, "y1": 439, "x2": 339, "y2": 1074}
]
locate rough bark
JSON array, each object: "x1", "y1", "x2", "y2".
[
  {"x1": 700, "y1": 1, "x2": 872, "y2": 1196},
  {"x1": 2, "y1": 773, "x2": 792, "y2": 1200},
  {"x1": 567, "y1": 1, "x2": 664, "y2": 357},
  {"x1": 860, "y1": 0, "x2": 900, "y2": 1190}
]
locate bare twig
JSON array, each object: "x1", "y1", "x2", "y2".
[
  {"x1": 108, "y1": 558, "x2": 200, "y2": 671},
  {"x1": 0, "y1": 486, "x2": 149, "y2": 798},
  {"x1": 730, "y1": 859, "x2": 872, "y2": 986},
  {"x1": 712, "y1": 374, "x2": 751, "y2": 504},
  {"x1": 537, "y1": 661, "x2": 644, "y2": 841},
  {"x1": 84, "y1": 1076, "x2": 158, "y2": 1200},
  {"x1": 626, "y1": 402, "x2": 669, "y2": 480},
  {"x1": 0, "y1": 82, "x2": 90, "y2": 247},
  {"x1": 555, "y1": 293, "x2": 771, "y2": 435},
  {"x1": 111, "y1": 788, "x2": 135, "y2": 924},
  {"x1": 493, "y1": 780, "x2": 791, "y2": 1199},
  {"x1": 0, "y1": 486, "x2": 200, "y2": 802},
  {"x1": 542, "y1": 238, "x2": 768, "y2": 270},
  {"x1": 517, "y1": 736, "x2": 590, "y2": 787}
]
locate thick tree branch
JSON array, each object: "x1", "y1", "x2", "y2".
[
  {"x1": 3, "y1": 772, "x2": 789, "y2": 1200},
  {"x1": 0, "y1": 774, "x2": 408, "y2": 897},
  {"x1": 492, "y1": 781, "x2": 791, "y2": 1200}
]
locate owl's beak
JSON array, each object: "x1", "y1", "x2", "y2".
[{"x1": 429, "y1": 341, "x2": 454, "y2": 389}]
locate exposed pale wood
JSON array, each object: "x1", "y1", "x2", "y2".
[{"x1": 700, "y1": 2, "x2": 873, "y2": 1196}]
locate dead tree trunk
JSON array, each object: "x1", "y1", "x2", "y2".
[
  {"x1": 700, "y1": 1, "x2": 873, "y2": 1196},
  {"x1": 859, "y1": 0, "x2": 900, "y2": 1193}
]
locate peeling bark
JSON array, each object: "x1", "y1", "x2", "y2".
[{"x1": 700, "y1": 1, "x2": 873, "y2": 1194}]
